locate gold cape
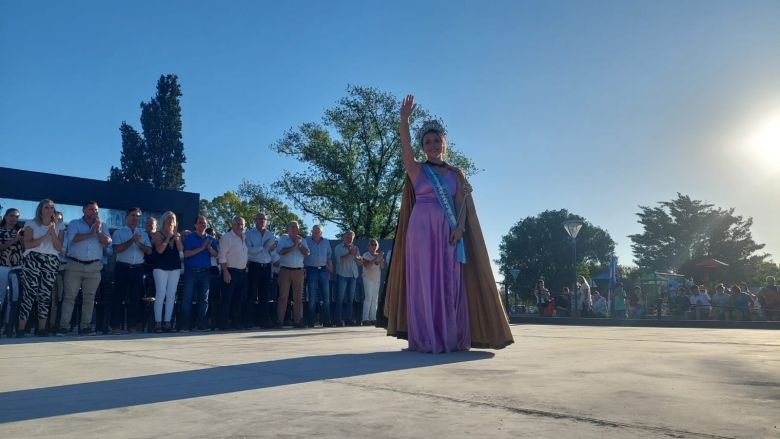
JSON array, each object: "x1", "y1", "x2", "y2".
[{"x1": 379, "y1": 165, "x2": 514, "y2": 350}]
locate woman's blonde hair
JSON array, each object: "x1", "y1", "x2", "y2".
[
  {"x1": 160, "y1": 211, "x2": 177, "y2": 230},
  {"x1": 34, "y1": 199, "x2": 55, "y2": 226}
]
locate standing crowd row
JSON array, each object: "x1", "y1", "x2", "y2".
[{"x1": 0, "y1": 200, "x2": 388, "y2": 337}]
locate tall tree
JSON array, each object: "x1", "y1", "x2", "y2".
[
  {"x1": 271, "y1": 85, "x2": 476, "y2": 239},
  {"x1": 109, "y1": 74, "x2": 186, "y2": 190},
  {"x1": 498, "y1": 209, "x2": 616, "y2": 299},
  {"x1": 630, "y1": 193, "x2": 767, "y2": 282},
  {"x1": 199, "y1": 181, "x2": 307, "y2": 236},
  {"x1": 109, "y1": 122, "x2": 148, "y2": 184}
]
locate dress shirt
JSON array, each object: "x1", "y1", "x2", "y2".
[
  {"x1": 304, "y1": 237, "x2": 331, "y2": 267},
  {"x1": 218, "y1": 230, "x2": 248, "y2": 269},
  {"x1": 112, "y1": 226, "x2": 152, "y2": 265},
  {"x1": 334, "y1": 242, "x2": 360, "y2": 278},
  {"x1": 66, "y1": 217, "x2": 111, "y2": 261},
  {"x1": 245, "y1": 228, "x2": 275, "y2": 264},
  {"x1": 277, "y1": 234, "x2": 308, "y2": 268}
]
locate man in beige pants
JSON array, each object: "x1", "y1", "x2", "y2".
[{"x1": 57, "y1": 201, "x2": 111, "y2": 336}]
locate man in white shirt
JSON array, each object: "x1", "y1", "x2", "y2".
[
  {"x1": 218, "y1": 216, "x2": 248, "y2": 330},
  {"x1": 245, "y1": 212, "x2": 276, "y2": 328},
  {"x1": 111, "y1": 208, "x2": 152, "y2": 333},
  {"x1": 276, "y1": 221, "x2": 309, "y2": 328}
]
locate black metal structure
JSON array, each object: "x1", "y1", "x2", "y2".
[{"x1": 0, "y1": 167, "x2": 199, "y2": 225}]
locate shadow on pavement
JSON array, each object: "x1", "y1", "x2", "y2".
[{"x1": 0, "y1": 350, "x2": 493, "y2": 423}]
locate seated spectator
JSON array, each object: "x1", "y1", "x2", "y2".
[
  {"x1": 691, "y1": 286, "x2": 712, "y2": 320},
  {"x1": 628, "y1": 286, "x2": 646, "y2": 318},
  {"x1": 757, "y1": 276, "x2": 780, "y2": 320},
  {"x1": 554, "y1": 288, "x2": 572, "y2": 317},
  {"x1": 740, "y1": 281, "x2": 761, "y2": 319},
  {"x1": 591, "y1": 290, "x2": 607, "y2": 317},
  {"x1": 611, "y1": 284, "x2": 627, "y2": 319},
  {"x1": 729, "y1": 285, "x2": 752, "y2": 321},
  {"x1": 711, "y1": 284, "x2": 730, "y2": 320},
  {"x1": 533, "y1": 280, "x2": 552, "y2": 317},
  {"x1": 671, "y1": 286, "x2": 691, "y2": 319}
]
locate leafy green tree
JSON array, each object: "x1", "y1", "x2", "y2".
[
  {"x1": 199, "y1": 181, "x2": 307, "y2": 236},
  {"x1": 110, "y1": 74, "x2": 186, "y2": 190},
  {"x1": 630, "y1": 193, "x2": 767, "y2": 282},
  {"x1": 498, "y1": 209, "x2": 616, "y2": 300},
  {"x1": 271, "y1": 85, "x2": 476, "y2": 239},
  {"x1": 751, "y1": 260, "x2": 780, "y2": 286}
]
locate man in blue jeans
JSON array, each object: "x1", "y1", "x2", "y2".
[
  {"x1": 304, "y1": 225, "x2": 333, "y2": 327},
  {"x1": 334, "y1": 231, "x2": 361, "y2": 326},
  {"x1": 180, "y1": 215, "x2": 218, "y2": 331}
]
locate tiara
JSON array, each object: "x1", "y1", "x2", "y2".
[{"x1": 416, "y1": 119, "x2": 447, "y2": 146}]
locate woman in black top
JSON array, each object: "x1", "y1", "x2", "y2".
[{"x1": 150, "y1": 211, "x2": 183, "y2": 332}]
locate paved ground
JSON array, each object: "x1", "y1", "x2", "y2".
[{"x1": 0, "y1": 325, "x2": 778, "y2": 438}]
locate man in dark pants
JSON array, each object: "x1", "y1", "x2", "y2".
[
  {"x1": 111, "y1": 208, "x2": 152, "y2": 333},
  {"x1": 304, "y1": 225, "x2": 333, "y2": 327},
  {"x1": 180, "y1": 215, "x2": 218, "y2": 331},
  {"x1": 218, "y1": 216, "x2": 248, "y2": 330},
  {"x1": 245, "y1": 213, "x2": 276, "y2": 328}
]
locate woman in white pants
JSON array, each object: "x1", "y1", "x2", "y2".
[
  {"x1": 150, "y1": 211, "x2": 183, "y2": 332},
  {"x1": 361, "y1": 240, "x2": 386, "y2": 325}
]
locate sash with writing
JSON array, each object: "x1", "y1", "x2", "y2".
[{"x1": 421, "y1": 164, "x2": 467, "y2": 264}]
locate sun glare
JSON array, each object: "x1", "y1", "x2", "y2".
[{"x1": 748, "y1": 112, "x2": 780, "y2": 167}]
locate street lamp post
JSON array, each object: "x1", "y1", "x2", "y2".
[
  {"x1": 505, "y1": 268, "x2": 520, "y2": 315},
  {"x1": 563, "y1": 219, "x2": 583, "y2": 317}
]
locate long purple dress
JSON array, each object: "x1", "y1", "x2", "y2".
[{"x1": 405, "y1": 169, "x2": 470, "y2": 353}]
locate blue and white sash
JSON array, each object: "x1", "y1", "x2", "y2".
[{"x1": 421, "y1": 164, "x2": 466, "y2": 264}]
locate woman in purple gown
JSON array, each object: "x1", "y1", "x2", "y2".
[{"x1": 399, "y1": 95, "x2": 470, "y2": 353}]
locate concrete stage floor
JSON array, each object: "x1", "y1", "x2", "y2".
[{"x1": 0, "y1": 325, "x2": 777, "y2": 438}]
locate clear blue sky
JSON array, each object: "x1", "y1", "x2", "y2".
[{"x1": 3, "y1": 1, "x2": 780, "y2": 277}]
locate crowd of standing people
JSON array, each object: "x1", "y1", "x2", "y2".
[{"x1": 0, "y1": 201, "x2": 393, "y2": 338}]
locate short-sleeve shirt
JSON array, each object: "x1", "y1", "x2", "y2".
[
  {"x1": 112, "y1": 226, "x2": 152, "y2": 265},
  {"x1": 184, "y1": 232, "x2": 217, "y2": 269},
  {"x1": 334, "y1": 242, "x2": 360, "y2": 278},
  {"x1": 277, "y1": 234, "x2": 308, "y2": 268},
  {"x1": 66, "y1": 218, "x2": 111, "y2": 260}
]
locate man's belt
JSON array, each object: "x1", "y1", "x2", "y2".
[
  {"x1": 186, "y1": 267, "x2": 211, "y2": 272},
  {"x1": 117, "y1": 261, "x2": 144, "y2": 269},
  {"x1": 281, "y1": 266, "x2": 303, "y2": 271},
  {"x1": 227, "y1": 267, "x2": 248, "y2": 272},
  {"x1": 306, "y1": 265, "x2": 327, "y2": 270},
  {"x1": 248, "y1": 261, "x2": 271, "y2": 267},
  {"x1": 68, "y1": 256, "x2": 100, "y2": 265}
]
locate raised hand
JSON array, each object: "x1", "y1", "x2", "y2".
[{"x1": 400, "y1": 95, "x2": 416, "y2": 122}]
